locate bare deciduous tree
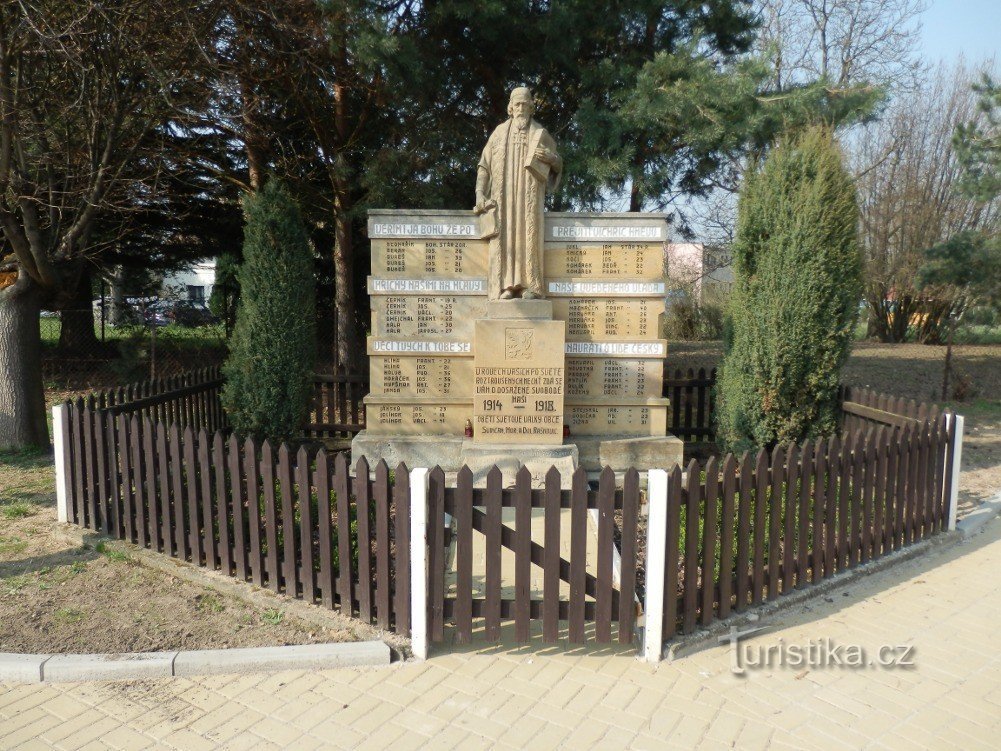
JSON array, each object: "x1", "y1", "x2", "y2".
[
  {"x1": 853, "y1": 60, "x2": 1000, "y2": 342},
  {"x1": 756, "y1": 0, "x2": 927, "y2": 91},
  {"x1": 0, "y1": 1, "x2": 208, "y2": 449}
]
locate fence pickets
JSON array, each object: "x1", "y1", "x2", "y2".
[
  {"x1": 60, "y1": 374, "x2": 959, "y2": 655},
  {"x1": 63, "y1": 408, "x2": 411, "y2": 632},
  {"x1": 650, "y1": 412, "x2": 955, "y2": 640}
]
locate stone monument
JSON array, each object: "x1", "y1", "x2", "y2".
[
  {"x1": 474, "y1": 87, "x2": 562, "y2": 301},
  {"x1": 352, "y1": 86, "x2": 683, "y2": 484}
]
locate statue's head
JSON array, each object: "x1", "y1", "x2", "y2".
[{"x1": 508, "y1": 87, "x2": 535, "y2": 129}]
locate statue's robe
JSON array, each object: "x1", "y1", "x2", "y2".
[{"x1": 477, "y1": 118, "x2": 562, "y2": 299}]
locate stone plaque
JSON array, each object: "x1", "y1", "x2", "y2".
[
  {"x1": 544, "y1": 243, "x2": 665, "y2": 279},
  {"x1": 565, "y1": 358, "x2": 663, "y2": 398},
  {"x1": 371, "y1": 238, "x2": 489, "y2": 277},
  {"x1": 370, "y1": 356, "x2": 473, "y2": 397},
  {"x1": 368, "y1": 209, "x2": 482, "y2": 239},
  {"x1": 545, "y1": 212, "x2": 669, "y2": 243},
  {"x1": 371, "y1": 295, "x2": 486, "y2": 339},
  {"x1": 368, "y1": 278, "x2": 486, "y2": 295},
  {"x1": 368, "y1": 338, "x2": 472, "y2": 356},
  {"x1": 547, "y1": 280, "x2": 666, "y2": 297},
  {"x1": 551, "y1": 298, "x2": 663, "y2": 340},
  {"x1": 565, "y1": 340, "x2": 667, "y2": 358},
  {"x1": 566, "y1": 400, "x2": 669, "y2": 436},
  {"x1": 365, "y1": 398, "x2": 471, "y2": 435},
  {"x1": 473, "y1": 318, "x2": 566, "y2": 444}
]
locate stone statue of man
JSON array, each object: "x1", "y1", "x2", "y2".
[{"x1": 474, "y1": 87, "x2": 562, "y2": 300}]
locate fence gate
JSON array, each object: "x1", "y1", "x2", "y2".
[{"x1": 425, "y1": 464, "x2": 641, "y2": 646}]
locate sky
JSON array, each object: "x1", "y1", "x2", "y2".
[{"x1": 919, "y1": 0, "x2": 999, "y2": 66}]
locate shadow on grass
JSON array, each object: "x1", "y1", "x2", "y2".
[{"x1": 0, "y1": 544, "x2": 100, "y2": 579}]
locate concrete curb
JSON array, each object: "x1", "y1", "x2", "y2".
[
  {"x1": 956, "y1": 492, "x2": 1001, "y2": 538},
  {"x1": 1, "y1": 640, "x2": 391, "y2": 684},
  {"x1": 650, "y1": 529, "x2": 963, "y2": 662},
  {"x1": 0, "y1": 653, "x2": 50, "y2": 683}
]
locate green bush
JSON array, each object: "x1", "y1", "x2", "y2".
[
  {"x1": 716, "y1": 127, "x2": 862, "y2": 453},
  {"x1": 222, "y1": 181, "x2": 316, "y2": 442},
  {"x1": 664, "y1": 296, "x2": 725, "y2": 341}
]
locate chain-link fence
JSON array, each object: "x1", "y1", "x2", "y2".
[{"x1": 41, "y1": 306, "x2": 228, "y2": 390}]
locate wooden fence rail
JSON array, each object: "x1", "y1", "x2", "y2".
[
  {"x1": 664, "y1": 367, "x2": 717, "y2": 443},
  {"x1": 649, "y1": 413, "x2": 956, "y2": 646},
  {"x1": 60, "y1": 403, "x2": 410, "y2": 632},
  {"x1": 57, "y1": 369, "x2": 960, "y2": 655},
  {"x1": 304, "y1": 372, "x2": 368, "y2": 440},
  {"x1": 431, "y1": 465, "x2": 641, "y2": 647},
  {"x1": 79, "y1": 366, "x2": 227, "y2": 435}
]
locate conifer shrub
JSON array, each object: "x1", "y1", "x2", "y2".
[
  {"x1": 716, "y1": 127, "x2": 862, "y2": 452},
  {"x1": 222, "y1": 181, "x2": 316, "y2": 442}
]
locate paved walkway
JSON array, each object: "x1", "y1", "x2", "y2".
[{"x1": 2, "y1": 518, "x2": 1000, "y2": 750}]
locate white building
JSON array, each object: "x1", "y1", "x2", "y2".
[
  {"x1": 665, "y1": 243, "x2": 734, "y2": 300},
  {"x1": 162, "y1": 259, "x2": 216, "y2": 302}
]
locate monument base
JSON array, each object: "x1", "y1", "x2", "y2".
[
  {"x1": 573, "y1": 434, "x2": 684, "y2": 474},
  {"x1": 351, "y1": 431, "x2": 580, "y2": 487},
  {"x1": 352, "y1": 431, "x2": 682, "y2": 485},
  {"x1": 460, "y1": 442, "x2": 578, "y2": 488}
]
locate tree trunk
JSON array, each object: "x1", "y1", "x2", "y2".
[
  {"x1": 941, "y1": 313, "x2": 959, "y2": 401},
  {"x1": 0, "y1": 280, "x2": 50, "y2": 450},
  {"x1": 58, "y1": 263, "x2": 101, "y2": 352},
  {"x1": 333, "y1": 190, "x2": 358, "y2": 372},
  {"x1": 106, "y1": 266, "x2": 127, "y2": 327}
]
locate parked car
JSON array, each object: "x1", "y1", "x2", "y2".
[{"x1": 163, "y1": 300, "x2": 217, "y2": 327}]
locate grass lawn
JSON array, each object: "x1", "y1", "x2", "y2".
[{"x1": 0, "y1": 446, "x2": 377, "y2": 654}]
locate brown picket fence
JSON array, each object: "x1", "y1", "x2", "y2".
[
  {"x1": 60, "y1": 405, "x2": 411, "y2": 633},
  {"x1": 429, "y1": 465, "x2": 641, "y2": 646},
  {"x1": 653, "y1": 411, "x2": 956, "y2": 643},
  {"x1": 304, "y1": 371, "x2": 368, "y2": 440},
  {"x1": 56, "y1": 369, "x2": 961, "y2": 655},
  {"x1": 91, "y1": 366, "x2": 226, "y2": 434},
  {"x1": 664, "y1": 367, "x2": 717, "y2": 443}
]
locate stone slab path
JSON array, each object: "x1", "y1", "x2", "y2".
[{"x1": 2, "y1": 518, "x2": 1000, "y2": 750}]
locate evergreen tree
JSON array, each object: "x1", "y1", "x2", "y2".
[
  {"x1": 954, "y1": 76, "x2": 1001, "y2": 202},
  {"x1": 716, "y1": 126, "x2": 862, "y2": 452},
  {"x1": 222, "y1": 181, "x2": 316, "y2": 442}
]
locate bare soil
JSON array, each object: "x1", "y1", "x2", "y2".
[
  {"x1": 0, "y1": 450, "x2": 377, "y2": 654},
  {"x1": 671, "y1": 341, "x2": 1001, "y2": 515}
]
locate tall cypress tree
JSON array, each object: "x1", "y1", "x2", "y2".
[
  {"x1": 716, "y1": 126, "x2": 862, "y2": 452},
  {"x1": 223, "y1": 181, "x2": 316, "y2": 442}
]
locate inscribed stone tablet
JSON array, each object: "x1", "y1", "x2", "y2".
[
  {"x1": 551, "y1": 298, "x2": 664, "y2": 340},
  {"x1": 544, "y1": 243, "x2": 665, "y2": 279},
  {"x1": 368, "y1": 278, "x2": 487, "y2": 295},
  {"x1": 565, "y1": 358, "x2": 663, "y2": 398},
  {"x1": 368, "y1": 210, "x2": 481, "y2": 239},
  {"x1": 564, "y1": 340, "x2": 668, "y2": 358},
  {"x1": 364, "y1": 399, "x2": 471, "y2": 436},
  {"x1": 545, "y1": 213, "x2": 668, "y2": 243},
  {"x1": 370, "y1": 356, "x2": 473, "y2": 398},
  {"x1": 371, "y1": 238, "x2": 489, "y2": 277},
  {"x1": 371, "y1": 295, "x2": 485, "y2": 339},
  {"x1": 368, "y1": 338, "x2": 472, "y2": 356},
  {"x1": 473, "y1": 318, "x2": 566, "y2": 445},
  {"x1": 565, "y1": 403, "x2": 668, "y2": 436},
  {"x1": 547, "y1": 280, "x2": 666, "y2": 297}
]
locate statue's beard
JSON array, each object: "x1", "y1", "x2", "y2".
[{"x1": 514, "y1": 114, "x2": 530, "y2": 130}]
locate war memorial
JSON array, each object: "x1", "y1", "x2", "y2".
[{"x1": 351, "y1": 87, "x2": 683, "y2": 483}]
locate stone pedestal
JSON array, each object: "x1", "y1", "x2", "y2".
[{"x1": 472, "y1": 301, "x2": 566, "y2": 445}]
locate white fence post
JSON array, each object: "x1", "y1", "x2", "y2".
[
  {"x1": 643, "y1": 469, "x2": 669, "y2": 663},
  {"x1": 947, "y1": 414, "x2": 965, "y2": 532},
  {"x1": 410, "y1": 467, "x2": 430, "y2": 660},
  {"x1": 52, "y1": 404, "x2": 70, "y2": 524}
]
